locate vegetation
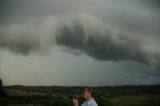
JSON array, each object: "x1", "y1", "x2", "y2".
[
  {"x1": 0, "y1": 78, "x2": 6, "y2": 97},
  {"x1": 0, "y1": 79, "x2": 160, "y2": 106}
]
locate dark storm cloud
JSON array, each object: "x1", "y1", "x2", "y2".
[
  {"x1": 0, "y1": 13, "x2": 160, "y2": 67},
  {"x1": 0, "y1": 0, "x2": 160, "y2": 67},
  {"x1": 0, "y1": 32, "x2": 40, "y2": 54},
  {"x1": 56, "y1": 24, "x2": 142, "y2": 62},
  {"x1": 0, "y1": 0, "x2": 160, "y2": 86},
  {"x1": 55, "y1": 18, "x2": 160, "y2": 67},
  {"x1": 0, "y1": 22, "x2": 41, "y2": 54}
]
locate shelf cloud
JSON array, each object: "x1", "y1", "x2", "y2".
[{"x1": 0, "y1": 13, "x2": 160, "y2": 67}]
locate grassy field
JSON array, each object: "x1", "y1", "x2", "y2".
[
  {"x1": 4, "y1": 88, "x2": 45, "y2": 96},
  {"x1": 1, "y1": 86, "x2": 160, "y2": 106},
  {"x1": 109, "y1": 95, "x2": 160, "y2": 106}
]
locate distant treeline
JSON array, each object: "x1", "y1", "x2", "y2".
[{"x1": 5, "y1": 84, "x2": 160, "y2": 96}]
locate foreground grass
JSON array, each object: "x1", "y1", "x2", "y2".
[
  {"x1": 109, "y1": 95, "x2": 160, "y2": 106},
  {"x1": 2, "y1": 89, "x2": 160, "y2": 106},
  {"x1": 4, "y1": 95, "x2": 160, "y2": 106}
]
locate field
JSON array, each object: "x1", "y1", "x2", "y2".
[
  {"x1": 0, "y1": 85, "x2": 160, "y2": 106},
  {"x1": 109, "y1": 95, "x2": 160, "y2": 106}
]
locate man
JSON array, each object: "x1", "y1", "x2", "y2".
[{"x1": 73, "y1": 87, "x2": 98, "y2": 106}]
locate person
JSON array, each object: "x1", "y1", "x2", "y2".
[{"x1": 73, "y1": 87, "x2": 98, "y2": 106}]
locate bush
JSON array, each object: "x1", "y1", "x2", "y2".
[
  {"x1": 0, "y1": 78, "x2": 6, "y2": 97},
  {"x1": 96, "y1": 96, "x2": 112, "y2": 106}
]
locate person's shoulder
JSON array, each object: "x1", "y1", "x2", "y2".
[
  {"x1": 91, "y1": 99, "x2": 98, "y2": 106},
  {"x1": 90, "y1": 102, "x2": 98, "y2": 106}
]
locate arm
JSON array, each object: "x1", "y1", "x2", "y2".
[{"x1": 73, "y1": 99, "x2": 79, "y2": 106}]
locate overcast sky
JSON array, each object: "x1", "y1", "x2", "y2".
[{"x1": 0, "y1": 0, "x2": 160, "y2": 86}]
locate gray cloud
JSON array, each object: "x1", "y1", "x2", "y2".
[
  {"x1": 55, "y1": 14, "x2": 160, "y2": 67},
  {"x1": 1, "y1": 0, "x2": 160, "y2": 86},
  {"x1": 0, "y1": 13, "x2": 160, "y2": 67}
]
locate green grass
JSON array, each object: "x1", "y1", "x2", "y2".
[
  {"x1": 2, "y1": 88, "x2": 160, "y2": 106},
  {"x1": 108, "y1": 95, "x2": 160, "y2": 106}
]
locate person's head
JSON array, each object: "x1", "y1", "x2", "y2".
[{"x1": 83, "y1": 87, "x2": 95, "y2": 100}]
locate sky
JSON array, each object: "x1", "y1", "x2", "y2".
[{"x1": 0, "y1": 0, "x2": 160, "y2": 86}]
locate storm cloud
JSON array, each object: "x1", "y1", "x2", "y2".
[
  {"x1": 0, "y1": 13, "x2": 160, "y2": 67},
  {"x1": 1, "y1": 0, "x2": 160, "y2": 86}
]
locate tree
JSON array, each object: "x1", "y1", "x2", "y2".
[
  {"x1": 0, "y1": 78, "x2": 5, "y2": 96},
  {"x1": 0, "y1": 78, "x2": 3, "y2": 90}
]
